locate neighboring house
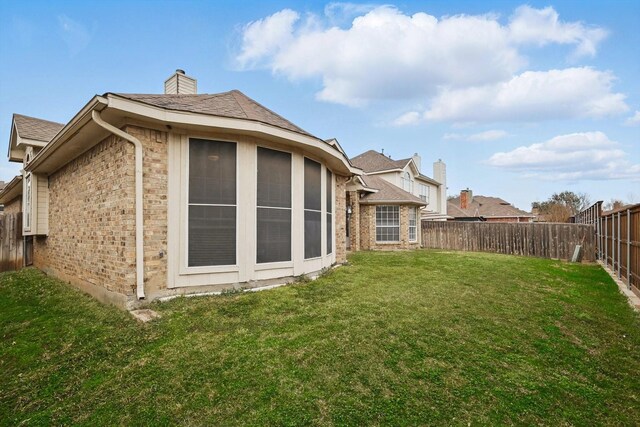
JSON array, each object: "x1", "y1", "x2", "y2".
[
  {"x1": 350, "y1": 150, "x2": 448, "y2": 220},
  {"x1": 0, "y1": 70, "x2": 363, "y2": 308},
  {"x1": 447, "y1": 189, "x2": 534, "y2": 223},
  {"x1": 342, "y1": 150, "x2": 447, "y2": 251}
]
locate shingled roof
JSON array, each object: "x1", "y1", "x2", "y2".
[
  {"x1": 350, "y1": 150, "x2": 410, "y2": 173},
  {"x1": 359, "y1": 175, "x2": 426, "y2": 205},
  {"x1": 113, "y1": 90, "x2": 314, "y2": 138},
  {"x1": 13, "y1": 114, "x2": 64, "y2": 143},
  {"x1": 448, "y1": 195, "x2": 534, "y2": 218}
]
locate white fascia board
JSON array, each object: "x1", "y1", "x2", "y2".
[
  {"x1": 25, "y1": 96, "x2": 108, "y2": 173},
  {"x1": 105, "y1": 95, "x2": 361, "y2": 176},
  {"x1": 16, "y1": 137, "x2": 47, "y2": 148},
  {"x1": 365, "y1": 168, "x2": 403, "y2": 175}
]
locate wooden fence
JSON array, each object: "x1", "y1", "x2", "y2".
[
  {"x1": 0, "y1": 212, "x2": 24, "y2": 272},
  {"x1": 594, "y1": 203, "x2": 640, "y2": 297},
  {"x1": 421, "y1": 221, "x2": 596, "y2": 262}
]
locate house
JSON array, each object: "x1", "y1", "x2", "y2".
[
  {"x1": 447, "y1": 189, "x2": 534, "y2": 222},
  {"x1": 350, "y1": 150, "x2": 447, "y2": 219},
  {"x1": 0, "y1": 70, "x2": 363, "y2": 308},
  {"x1": 340, "y1": 150, "x2": 447, "y2": 251}
]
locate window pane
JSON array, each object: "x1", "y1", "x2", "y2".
[
  {"x1": 326, "y1": 213, "x2": 333, "y2": 254},
  {"x1": 304, "y1": 210, "x2": 321, "y2": 259},
  {"x1": 304, "y1": 158, "x2": 321, "y2": 211},
  {"x1": 188, "y1": 205, "x2": 236, "y2": 266},
  {"x1": 375, "y1": 205, "x2": 400, "y2": 242},
  {"x1": 189, "y1": 139, "x2": 236, "y2": 205},
  {"x1": 257, "y1": 147, "x2": 291, "y2": 208},
  {"x1": 257, "y1": 208, "x2": 291, "y2": 263}
]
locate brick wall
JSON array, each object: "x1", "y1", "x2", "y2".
[
  {"x1": 359, "y1": 204, "x2": 420, "y2": 250},
  {"x1": 33, "y1": 125, "x2": 170, "y2": 303},
  {"x1": 125, "y1": 126, "x2": 169, "y2": 295},
  {"x1": 347, "y1": 191, "x2": 360, "y2": 252},
  {"x1": 34, "y1": 134, "x2": 137, "y2": 296},
  {"x1": 334, "y1": 175, "x2": 348, "y2": 263}
]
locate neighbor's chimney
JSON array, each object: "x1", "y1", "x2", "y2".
[
  {"x1": 433, "y1": 159, "x2": 447, "y2": 215},
  {"x1": 164, "y1": 69, "x2": 197, "y2": 94},
  {"x1": 460, "y1": 188, "x2": 473, "y2": 210},
  {"x1": 412, "y1": 153, "x2": 421, "y2": 172}
]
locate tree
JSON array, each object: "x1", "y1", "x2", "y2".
[
  {"x1": 603, "y1": 199, "x2": 625, "y2": 211},
  {"x1": 532, "y1": 191, "x2": 591, "y2": 223}
]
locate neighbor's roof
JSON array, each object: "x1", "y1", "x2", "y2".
[
  {"x1": 0, "y1": 175, "x2": 23, "y2": 205},
  {"x1": 351, "y1": 150, "x2": 410, "y2": 173},
  {"x1": 13, "y1": 114, "x2": 65, "y2": 142},
  {"x1": 112, "y1": 90, "x2": 314, "y2": 138},
  {"x1": 359, "y1": 175, "x2": 426, "y2": 206},
  {"x1": 448, "y1": 195, "x2": 534, "y2": 218}
]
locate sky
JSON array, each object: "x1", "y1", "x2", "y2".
[{"x1": 0, "y1": 0, "x2": 638, "y2": 211}]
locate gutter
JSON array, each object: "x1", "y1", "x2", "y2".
[{"x1": 91, "y1": 110, "x2": 145, "y2": 300}]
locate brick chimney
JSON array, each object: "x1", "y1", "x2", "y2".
[
  {"x1": 460, "y1": 188, "x2": 473, "y2": 209},
  {"x1": 164, "y1": 69, "x2": 197, "y2": 94}
]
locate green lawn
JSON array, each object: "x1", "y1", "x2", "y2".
[{"x1": 1, "y1": 251, "x2": 639, "y2": 426}]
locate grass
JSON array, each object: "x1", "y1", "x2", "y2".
[{"x1": 1, "y1": 250, "x2": 639, "y2": 426}]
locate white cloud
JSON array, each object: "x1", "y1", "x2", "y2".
[
  {"x1": 487, "y1": 132, "x2": 640, "y2": 180},
  {"x1": 424, "y1": 68, "x2": 627, "y2": 122},
  {"x1": 441, "y1": 130, "x2": 508, "y2": 140},
  {"x1": 392, "y1": 111, "x2": 421, "y2": 126},
  {"x1": 234, "y1": 5, "x2": 610, "y2": 108},
  {"x1": 508, "y1": 5, "x2": 608, "y2": 59},
  {"x1": 625, "y1": 111, "x2": 640, "y2": 126},
  {"x1": 57, "y1": 15, "x2": 91, "y2": 56},
  {"x1": 235, "y1": 9, "x2": 300, "y2": 68}
]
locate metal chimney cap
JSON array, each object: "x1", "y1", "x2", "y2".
[{"x1": 176, "y1": 69, "x2": 186, "y2": 75}]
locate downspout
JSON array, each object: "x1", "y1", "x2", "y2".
[{"x1": 91, "y1": 110, "x2": 145, "y2": 300}]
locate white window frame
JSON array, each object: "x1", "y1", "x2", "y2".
[
  {"x1": 303, "y1": 157, "x2": 323, "y2": 260},
  {"x1": 182, "y1": 137, "x2": 240, "y2": 274},
  {"x1": 256, "y1": 145, "x2": 293, "y2": 265},
  {"x1": 419, "y1": 184, "x2": 429, "y2": 203},
  {"x1": 24, "y1": 172, "x2": 32, "y2": 232},
  {"x1": 409, "y1": 207, "x2": 417, "y2": 242},
  {"x1": 376, "y1": 205, "x2": 400, "y2": 243}
]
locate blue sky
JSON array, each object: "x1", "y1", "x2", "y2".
[{"x1": 1, "y1": 0, "x2": 638, "y2": 211}]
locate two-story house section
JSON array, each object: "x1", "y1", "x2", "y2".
[{"x1": 350, "y1": 150, "x2": 448, "y2": 221}]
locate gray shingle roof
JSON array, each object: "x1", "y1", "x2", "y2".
[
  {"x1": 113, "y1": 90, "x2": 314, "y2": 138},
  {"x1": 448, "y1": 195, "x2": 534, "y2": 218},
  {"x1": 13, "y1": 114, "x2": 64, "y2": 142},
  {"x1": 350, "y1": 150, "x2": 410, "y2": 173},
  {"x1": 360, "y1": 175, "x2": 426, "y2": 205}
]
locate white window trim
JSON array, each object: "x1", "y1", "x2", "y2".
[
  {"x1": 375, "y1": 205, "x2": 400, "y2": 243},
  {"x1": 24, "y1": 172, "x2": 32, "y2": 232},
  {"x1": 181, "y1": 136, "x2": 240, "y2": 274},
  {"x1": 409, "y1": 207, "x2": 417, "y2": 242},
  {"x1": 256, "y1": 145, "x2": 294, "y2": 265}
]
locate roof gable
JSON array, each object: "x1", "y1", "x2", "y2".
[
  {"x1": 350, "y1": 150, "x2": 404, "y2": 173},
  {"x1": 13, "y1": 114, "x2": 65, "y2": 142},
  {"x1": 360, "y1": 175, "x2": 426, "y2": 205},
  {"x1": 8, "y1": 114, "x2": 65, "y2": 162}
]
